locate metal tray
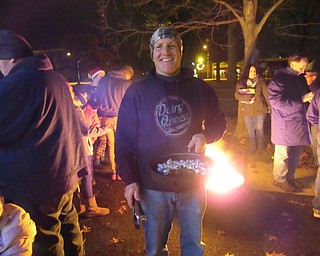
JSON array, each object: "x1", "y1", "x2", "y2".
[{"x1": 149, "y1": 153, "x2": 214, "y2": 192}]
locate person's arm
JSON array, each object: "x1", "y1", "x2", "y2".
[
  {"x1": 115, "y1": 88, "x2": 140, "y2": 187},
  {"x1": 1, "y1": 204, "x2": 37, "y2": 256},
  {"x1": 124, "y1": 183, "x2": 140, "y2": 208},
  {"x1": 234, "y1": 83, "x2": 253, "y2": 103},
  {"x1": 187, "y1": 133, "x2": 207, "y2": 153},
  {"x1": 86, "y1": 125, "x2": 110, "y2": 139},
  {"x1": 307, "y1": 90, "x2": 320, "y2": 126},
  {"x1": 260, "y1": 79, "x2": 270, "y2": 106},
  {"x1": 201, "y1": 85, "x2": 227, "y2": 145},
  {"x1": 268, "y1": 79, "x2": 305, "y2": 119}
]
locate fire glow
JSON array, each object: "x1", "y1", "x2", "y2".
[{"x1": 205, "y1": 143, "x2": 245, "y2": 193}]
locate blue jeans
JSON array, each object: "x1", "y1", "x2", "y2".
[
  {"x1": 80, "y1": 155, "x2": 94, "y2": 199},
  {"x1": 313, "y1": 138, "x2": 320, "y2": 209},
  {"x1": 273, "y1": 145, "x2": 302, "y2": 182},
  {"x1": 311, "y1": 125, "x2": 318, "y2": 165},
  {"x1": 244, "y1": 114, "x2": 266, "y2": 139},
  {"x1": 139, "y1": 187, "x2": 206, "y2": 256}
]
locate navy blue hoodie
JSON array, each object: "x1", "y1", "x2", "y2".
[
  {"x1": 0, "y1": 54, "x2": 86, "y2": 204},
  {"x1": 115, "y1": 68, "x2": 227, "y2": 192},
  {"x1": 96, "y1": 70, "x2": 132, "y2": 117}
]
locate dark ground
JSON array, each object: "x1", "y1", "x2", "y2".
[{"x1": 79, "y1": 119, "x2": 320, "y2": 256}]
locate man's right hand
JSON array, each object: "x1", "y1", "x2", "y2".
[{"x1": 124, "y1": 182, "x2": 140, "y2": 208}]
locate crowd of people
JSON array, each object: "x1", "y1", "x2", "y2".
[
  {"x1": 0, "y1": 26, "x2": 319, "y2": 256},
  {"x1": 236, "y1": 53, "x2": 320, "y2": 218}
]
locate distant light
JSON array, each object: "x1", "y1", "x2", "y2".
[
  {"x1": 66, "y1": 52, "x2": 71, "y2": 57},
  {"x1": 197, "y1": 57, "x2": 204, "y2": 63},
  {"x1": 196, "y1": 63, "x2": 205, "y2": 71},
  {"x1": 193, "y1": 69, "x2": 198, "y2": 77},
  {"x1": 203, "y1": 44, "x2": 207, "y2": 50},
  {"x1": 278, "y1": 56, "x2": 282, "y2": 59}
]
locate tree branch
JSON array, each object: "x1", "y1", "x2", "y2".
[{"x1": 256, "y1": 0, "x2": 285, "y2": 35}]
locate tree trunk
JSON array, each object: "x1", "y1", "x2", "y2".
[
  {"x1": 234, "y1": 31, "x2": 256, "y2": 139},
  {"x1": 227, "y1": 12, "x2": 237, "y2": 85},
  {"x1": 234, "y1": 7, "x2": 257, "y2": 139}
]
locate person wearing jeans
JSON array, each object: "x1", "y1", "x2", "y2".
[
  {"x1": 272, "y1": 145, "x2": 303, "y2": 183},
  {"x1": 244, "y1": 113, "x2": 267, "y2": 151},
  {"x1": 96, "y1": 65, "x2": 134, "y2": 181},
  {"x1": 235, "y1": 64, "x2": 270, "y2": 154},
  {"x1": 115, "y1": 27, "x2": 227, "y2": 256},
  {"x1": 139, "y1": 187, "x2": 206, "y2": 255},
  {"x1": 101, "y1": 116, "x2": 118, "y2": 180},
  {"x1": 269, "y1": 52, "x2": 313, "y2": 193}
]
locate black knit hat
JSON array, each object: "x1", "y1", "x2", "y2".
[
  {"x1": 149, "y1": 27, "x2": 183, "y2": 57},
  {"x1": 0, "y1": 30, "x2": 33, "y2": 60}
]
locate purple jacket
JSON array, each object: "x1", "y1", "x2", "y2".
[
  {"x1": 268, "y1": 67, "x2": 311, "y2": 146},
  {"x1": 307, "y1": 89, "x2": 320, "y2": 138}
]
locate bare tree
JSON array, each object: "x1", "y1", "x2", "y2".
[
  {"x1": 97, "y1": 0, "x2": 285, "y2": 67},
  {"x1": 272, "y1": 0, "x2": 320, "y2": 56},
  {"x1": 214, "y1": 0, "x2": 284, "y2": 67},
  {"x1": 96, "y1": 0, "x2": 286, "y2": 139}
]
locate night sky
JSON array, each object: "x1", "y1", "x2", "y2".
[
  {"x1": 0, "y1": 0, "x2": 98, "y2": 50},
  {"x1": 1, "y1": 0, "x2": 320, "y2": 71}
]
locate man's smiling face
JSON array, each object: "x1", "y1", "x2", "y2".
[{"x1": 152, "y1": 38, "x2": 182, "y2": 77}]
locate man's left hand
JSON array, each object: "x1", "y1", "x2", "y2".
[{"x1": 187, "y1": 133, "x2": 207, "y2": 153}]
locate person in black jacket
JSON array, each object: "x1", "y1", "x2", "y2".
[
  {"x1": 115, "y1": 27, "x2": 227, "y2": 256},
  {"x1": 0, "y1": 30, "x2": 86, "y2": 255},
  {"x1": 96, "y1": 65, "x2": 134, "y2": 180}
]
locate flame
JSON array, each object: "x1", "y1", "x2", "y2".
[{"x1": 204, "y1": 142, "x2": 245, "y2": 193}]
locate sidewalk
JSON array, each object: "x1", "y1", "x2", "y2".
[{"x1": 245, "y1": 160, "x2": 316, "y2": 196}]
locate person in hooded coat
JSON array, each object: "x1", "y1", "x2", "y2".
[
  {"x1": 0, "y1": 30, "x2": 85, "y2": 256},
  {"x1": 268, "y1": 52, "x2": 313, "y2": 193},
  {"x1": 115, "y1": 27, "x2": 226, "y2": 256}
]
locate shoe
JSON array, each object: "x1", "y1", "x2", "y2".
[
  {"x1": 85, "y1": 207, "x2": 110, "y2": 218},
  {"x1": 273, "y1": 180, "x2": 296, "y2": 193},
  {"x1": 111, "y1": 173, "x2": 117, "y2": 181},
  {"x1": 84, "y1": 197, "x2": 110, "y2": 218},
  {"x1": 116, "y1": 174, "x2": 121, "y2": 181},
  {"x1": 313, "y1": 208, "x2": 320, "y2": 218},
  {"x1": 287, "y1": 179, "x2": 304, "y2": 189}
]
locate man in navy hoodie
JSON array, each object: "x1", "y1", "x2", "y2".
[
  {"x1": 0, "y1": 30, "x2": 86, "y2": 255},
  {"x1": 116, "y1": 27, "x2": 227, "y2": 256}
]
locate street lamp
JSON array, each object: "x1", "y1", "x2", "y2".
[{"x1": 203, "y1": 44, "x2": 210, "y2": 79}]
